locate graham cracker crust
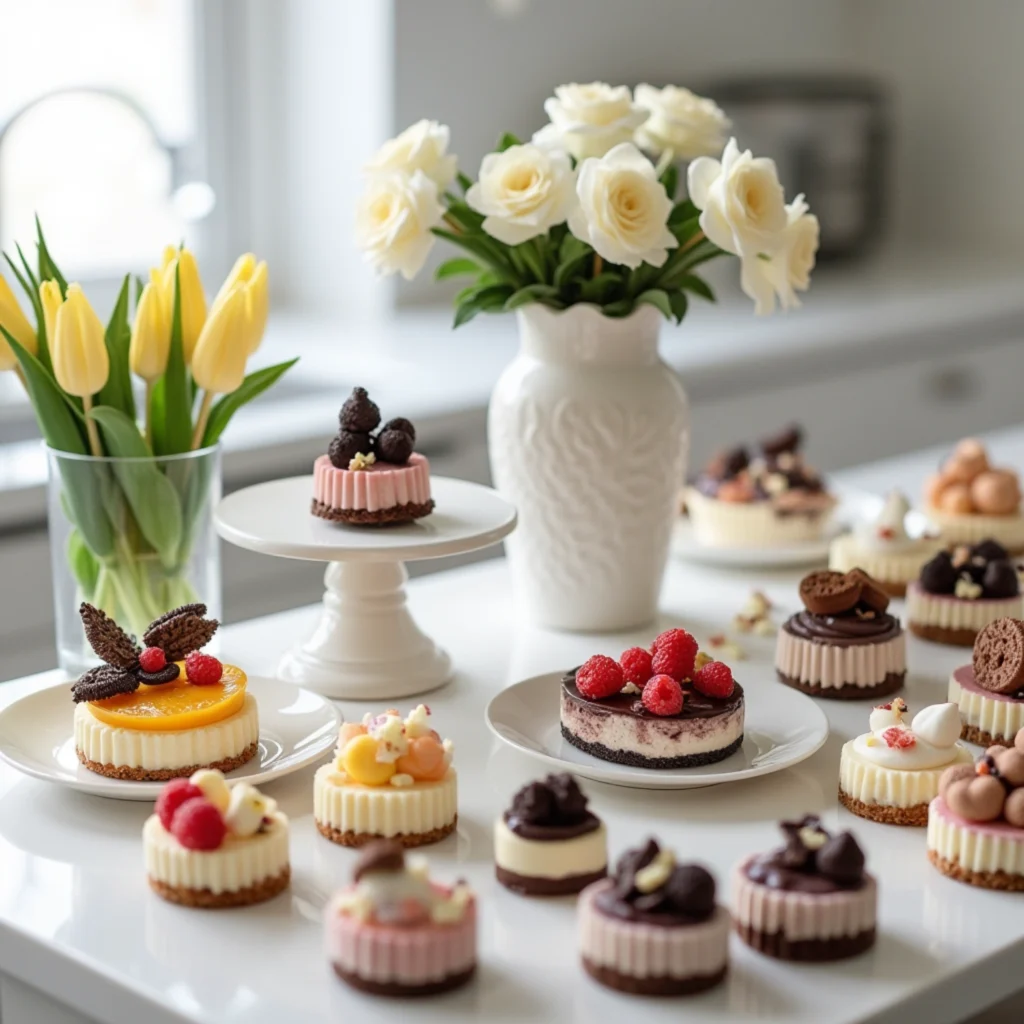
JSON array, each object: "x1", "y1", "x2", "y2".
[
  {"x1": 960, "y1": 723, "x2": 1017, "y2": 747},
  {"x1": 559, "y1": 727, "x2": 744, "y2": 769},
  {"x1": 496, "y1": 864, "x2": 606, "y2": 896},
  {"x1": 149, "y1": 866, "x2": 290, "y2": 908},
  {"x1": 735, "y1": 922, "x2": 876, "y2": 961},
  {"x1": 332, "y1": 962, "x2": 475, "y2": 997},
  {"x1": 909, "y1": 621, "x2": 977, "y2": 647},
  {"x1": 838, "y1": 787, "x2": 929, "y2": 826},
  {"x1": 311, "y1": 498, "x2": 434, "y2": 525},
  {"x1": 582, "y1": 958, "x2": 726, "y2": 996},
  {"x1": 928, "y1": 849, "x2": 1024, "y2": 891},
  {"x1": 77, "y1": 741, "x2": 258, "y2": 781},
  {"x1": 776, "y1": 670, "x2": 905, "y2": 701},
  {"x1": 315, "y1": 816, "x2": 456, "y2": 848}
]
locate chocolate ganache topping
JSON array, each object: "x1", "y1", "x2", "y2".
[
  {"x1": 745, "y1": 816, "x2": 867, "y2": 893},
  {"x1": 919, "y1": 540, "x2": 1020, "y2": 601},
  {"x1": 594, "y1": 838, "x2": 717, "y2": 926},
  {"x1": 785, "y1": 569, "x2": 901, "y2": 646},
  {"x1": 504, "y1": 773, "x2": 601, "y2": 841},
  {"x1": 562, "y1": 669, "x2": 743, "y2": 720}
]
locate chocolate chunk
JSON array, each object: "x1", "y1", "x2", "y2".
[
  {"x1": 799, "y1": 571, "x2": 863, "y2": 616},
  {"x1": 136, "y1": 663, "x2": 180, "y2": 685},
  {"x1": 707, "y1": 446, "x2": 748, "y2": 480},
  {"x1": 983, "y1": 560, "x2": 1020, "y2": 600},
  {"x1": 779, "y1": 814, "x2": 828, "y2": 869},
  {"x1": 545, "y1": 773, "x2": 588, "y2": 820},
  {"x1": 71, "y1": 664, "x2": 140, "y2": 703},
  {"x1": 613, "y1": 838, "x2": 660, "y2": 897},
  {"x1": 973, "y1": 618, "x2": 1024, "y2": 695},
  {"x1": 920, "y1": 550, "x2": 958, "y2": 594},
  {"x1": 665, "y1": 864, "x2": 716, "y2": 918},
  {"x1": 79, "y1": 603, "x2": 141, "y2": 669},
  {"x1": 339, "y1": 387, "x2": 381, "y2": 433},
  {"x1": 374, "y1": 429, "x2": 414, "y2": 465},
  {"x1": 760, "y1": 425, "x2": 802, "y2": 457},
  {"x1": 382, "y1": 417, "x2": 416, "y2": 444},
  {"x1": 817, "y1": 832, "x2": 865, "y2": 884},
  {"x1": 329, "y1": 431, "x2": 373, "y2": 469},
  {"x1": 353, "y1": 839, "x2": 405, "y2": 881},
  {"x1": 846, "y1": 568, "x2": 890, "y2": 614},
  {"x1": 972, "y1": 539, "x2": 1009, "y2": 563},
  {"x1": 510, "y1": 781, "x2": 554, "y2": 825}
]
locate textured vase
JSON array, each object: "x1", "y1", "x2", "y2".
[{"x1": 488, "y1": 303, "x2": 689, "y2": 632}]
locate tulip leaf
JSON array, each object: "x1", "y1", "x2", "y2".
[
  {"x1": 202, "y1": 357, "x2": 299, "y2": 447},
  {"x1": 89, "y1": 405, "x2": 184, "y2": 569},
  {"x1": 435, "y1": 258, "x2": 482, "y2": 281},
  {"x1": 150, "y1": 265, "x2": 192, "y2": 455},
  {"x1": 635, "y1": 289, "x2": 674, "y2": 320},
  {"x1": 67, "y1": 527, "x2": 101, "y2": 599},
  {"x1": 97, "y1": 276, "x2": 135, "y2": 419},
  {"x1": 3, "y1": 251, "x2": 53, "y2": 376},
  {"x1": 36, "y1": 215, "x2": 68, "y2": 295}
]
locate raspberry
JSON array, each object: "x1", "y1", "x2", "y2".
[
  {"x1": 185, "y1": 652, "x2": 223, "y2": 686},
  {"x1": 620, "y1": 647, "x2": 654, "y2": 686},
  {"x1": 882, "y1": 727, "x2": 916, "y2": 749},
  {"x1": 138, "y1": 647, "x2": 167, "y2": 672},
  {"x1": 692, "y1": 661, "x2": 735, "y2": 698},
  {"x1": 155, "y1": 779, "x2": 203, "y2": 831},
  {"x1": 576, "y1": 655, "x2": 625, "y2": 699},
  {"x1": 170, "y1": 797, "x2": 227, "y2": 850},
  {"x1": 641, "y1": 674, "x2": 684, "y2": 716},
  {"x1": 650, "y1": 629, "x2": 698, "y2": 681}
]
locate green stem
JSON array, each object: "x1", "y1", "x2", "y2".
[
  {"x1": 82, "y1": 393, "x2": 103, "y2": 456},
  {"x1": 191, "y1": 390, "x2": 214, "y2": 450},
  {"x1": 144, "y1": 379, "x2": 154, "y2": 449}
]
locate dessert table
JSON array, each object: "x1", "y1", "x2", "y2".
[{"x1": 2, "y1": 429, "x2": 1024, "y2": 1024}]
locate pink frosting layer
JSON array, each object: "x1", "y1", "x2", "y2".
[
  {"x1": 775, "y1": 629, "x2": 905, "y2": 689},
  {"x1": 930, "y1": 796, "x2": 1024, "y2": 840},
  {"x1": 325, "y1": 899, "x2": 476, "y2": 987},
  {"x1": 731, "y1": 860, "x2": 877, "y2": 941},
  {"x1": 578, "y1": 880, "x2": 729, "y2": 979},
  {"x1": 952, "y1": 664, "x2": 1022, "y2": 704},
  {"x1": 313, "y1": 453, "x2": 431, "y2": 512}
]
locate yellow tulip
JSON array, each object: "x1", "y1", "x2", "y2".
[
  {"x1": 210, "y1": 253, "x2": 256, "y2": 315},
  {"x1": 39, "y1": 280, "x2": 62, "y2": 346},
  {"x1": 157, "y1": 247, "x2": 207, "y2": 364},
  {"x1": 51, "y1": 284, "x2": 109, "y2": 398},
  {"x1": 129, "y1": 281, "x2": 170, "y2": 382},
  {"x1": 0, "y1": 273, "x2": 37, "y2": 371},
  {"x1": 244, "y1": 260, "x2": 269, "y2": 354},
  {"x1": 191, "y1": 285, "x2": 248, "y2": 395}
]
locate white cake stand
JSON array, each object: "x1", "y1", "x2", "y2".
[{"x1": 214, "y1": 476, "x2": 517, "y2": 700}]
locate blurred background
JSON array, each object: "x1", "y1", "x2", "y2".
[{"x1": 2, "y1": 0, "x2": 1023, "y2": 677}]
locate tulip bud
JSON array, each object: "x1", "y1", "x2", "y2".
[
  {"x1": 190, "y1": 284, "x2": 248, "y2": 394},
  {"x1": 129, "y1": 282, "x2": 170, "y2": 382},
  {"x1": 39, "y1": 280, "x2": 62, "y2": 346},
  {"x1": 158, "y1": 247, "x2": 207, "y2": 364},
  {"x1": 210, "y1": 253, "x2": 256, "y2": 316},
  {"x1": 244, "y1": 261, "x2": 268, "y2": 354},
  {"x1": 0, "y1": 273, "x2": 38, "y2": 370},
  {"x1": 51, "y1": 284, "x2": 109, "y2": 397}
]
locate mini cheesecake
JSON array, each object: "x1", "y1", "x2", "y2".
[
  {"x1": 495, "y1": 774, "x2": 606, "y2": 896},
  {"x1": 733, "y1": 816, "x2": 876, "y2": 962},
  {"x1": 579, "y1": 839, "x2": 728, "y2": 996}
]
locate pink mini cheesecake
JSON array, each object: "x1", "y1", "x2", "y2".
[{"x1": 312, "y1": 387, "x2": 434, "y2": 525}]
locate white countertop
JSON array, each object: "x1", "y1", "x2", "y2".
[{"x1": 1, "y1": 433, "x2": 1024, "y2": 1024}]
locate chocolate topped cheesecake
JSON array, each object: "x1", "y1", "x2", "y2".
[
  {"x1": 775, "y1": 569, "x2": 906, "y2": 699},
  {"x1": 494, "y1": 774, "x2": 607, "y2": 896}
]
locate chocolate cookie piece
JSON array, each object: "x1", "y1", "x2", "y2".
[
  {"x1": 846, "y1": 568, "x2": 890, "y2": 614},
  {"x1": 136, "y1": 663, "x2": 181, "y2": 685},
  {"x1": 71, "y1": 664, "x2": 140, "y2": 703},
  {"x1": 760, "y1": 425, "x2": 802, "y2": 457},
  {"x1": 799, "y1": 570, "x2": 863, "y2": 616},
  {"x1": 972, "y1": 618, "x2": 1024, "y2": 694}
]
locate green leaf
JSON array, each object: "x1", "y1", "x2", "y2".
[
  {"x1": 35, "y1": 215, "x2": 68, "y2": 293},
  {"x1": 453, "y1": 284, "x2": 514, "y2": 328},
  {"x1": 635, "y1": 289, "x2": 673, "y2": 319},
  {"x1": 677, "y1": 274, "x2": 715, "y2": 302},
  {"x1": 516, "y1": 241, "x2": 547, "y2": 283},
  {"x1": 660, "y1": 164, "x2": 679, "y2": 201},
  {"x1": 456, "y1": 171, "x2": 473, "y2": 193},
  {"x1": 435, "y1": 257, "x2": 482, "y2": 281},
  {"x1": 67, "y1": 527, "x2": 101, "y2": 599},
  {"x1": 554, "y1": 252, "x2": 591, "y2": 290},
  {"x1": 504, "y1": 284, "x2": 561, "y2": 311},
  {"x1": 89, "y1": 405, "x2": 184, "y2": 568},
  {"x1": 431, "y1": 228, "x2": 515, "y2": 277},
  {"x1": 579, "y1": 272, "x2": 624, "y2": 305},
  {"x1": 669, "y1": 290, "x2": 689, "y2": 324},
  {"x1": 96, "y1": 276, "x2": 135, "y2": 419},
  {"x1": 668, "y1": 199, "x2": 699, "y2": 227},
  {"x1": 496, "y1": 131, "x2": 522, "y2": 152},
  {"x1": 558, "y1": 232, "x2": 590, "y2": 264},
  {"x1": 134, "y1": 275, "x2": 146, "y2": 307},
  {"x1": 601, "y1": 298, "x2": 635, "y2": 318},
  {"x1": 443, "y1": 199, "x2": 485, "y2": 232},
  {"x1": 626, "y1": 263, "x2": 661, "y2": 298},
  {"x1": 202, "y1": 357, "x2": 299, "y2": 447},
  {"x1": 3, "y1": 251, "x2": 53, "y2": 376},
  {"x1": 150, "y1": 265, "x2": 192, "y2": 455}
]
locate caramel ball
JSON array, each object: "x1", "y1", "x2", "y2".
[
  {"x1": 924, "y1": 473, "x2": 948, "y2": 508},
  {"x1": 1004, "y1": 788, "x2": 1024, "y2": 828},
  {"x1": 944, "y1": 774, "x2": 1006, "y2": 822},
  {"x1": 938, "y1": 483, "x2": 974, "y2": 514},
  {"x1": 971, "y1": 470, "x2": 1022, "y2": 515},
  {"x1": 944, "y1": 439, "x2": 989, "y2": 482},
  {"x1": 995, "y1": 748, "x2": 1024, "y2": 788}
]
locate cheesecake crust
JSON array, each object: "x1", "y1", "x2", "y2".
[
  {"x1": 583, "y1": 958, "x2": 726, "y2": 996},
  {"x1": 735, "y1": 922, "x2": 875, "y2": 961},
  {"x1": 332, "y1": 962, "x2": 475, "y2": 997},
  {"x1": 776, "y1": 670, "x2": 905, "y2": 701},
  {"x1": 148, "y1": 866, "x2": 290, "y2": 908},
  {"x1": 908, "y1": 621, "x2": 978, "y2": 647},
  {"x1": 928, "y1": 849, "x2": 1024, "y2": 892},
  {"x1": 77, "y1": 740, "x2": 258, "y2": 781},
  {"x1": 315, "y1": 816, "x2": 456, "y2": 848},
  {"x1": 560, "y1": 726, "x2": 743, "y2": 769},
  {"x1": 838, "y1": 787, "x2": 929, "y2": 826},
  {"x1": 311, "y1": 498, "x2": 434, "y2": 525}
]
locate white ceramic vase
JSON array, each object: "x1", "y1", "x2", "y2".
[{"x1": 488, "y1": 303, "x2": 689, "y2": 632}]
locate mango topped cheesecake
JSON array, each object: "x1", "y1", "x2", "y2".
[{"x1": 72, "y1": 603, "x2": 258, "y2": 781}]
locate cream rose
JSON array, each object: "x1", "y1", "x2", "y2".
[
  {"x1": 567, "y1": 143, "x2": 677, "y2": 269},
  {"x1": 354, "y1": 170, "x2": 444, "y2": 281},
  {"x1": 634, "y1": 84, "x2": 730, "y2": 160},
  {"x1": 465, "y1": 144, "x2": 576, "y2": 245},
  {"x1": 533, "y1": 82, "x2": 648, "y2": 161},
  {"x1": 364, "y1": 120, "x2": 457, "y2": 191},
  {"x1": 687, "y1": 137, "x2": 787, "y2": 259}
]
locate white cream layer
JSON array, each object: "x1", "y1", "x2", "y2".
[
  {"x1": 928, "y1": 798, "x2": 1024, "y2": 875},
  {"x1": 775, "y1": 629, "x2": 905, "y2": 689},
  {"x1": 493, "y1": 818, "x2": 607, "y2": 880},
  {"x1": 948, "y1": 668, "x2": 1024, "y2": 743},
  {"x1": 829, "y1": 533, "x2": 940, "y2": 588},
  {"x1": 685, "y1": 488, "x2": 831, "y2": 549},
  {"x1": 840, "y1": 741, "x2": 973, "y2": 808},
  {"x1": 907, "y1": 584, "x2": 1023, "y2": 632},
  {"x1": 143, "y1": 811, "x2": 289, "y2": 893},
  {"x1": 924, "y1": 506, "x2": 1024, "y2": 551},
  {"x1": 314, "y1": 766, "x2": 457, "y2": 836},
  {"x1": 75, "y1": 695, "x2": 259, "y2": 770}
]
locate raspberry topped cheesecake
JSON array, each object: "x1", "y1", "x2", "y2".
[
  {"x1": 312, "y1": 387, "x2": 433, "y2": 525},
  {"x1": 560, "y1": 627, "x2": 744, "y2": 769},
  {"x1": 72, "y1": 603, "x2": 258, "y2": 781}
]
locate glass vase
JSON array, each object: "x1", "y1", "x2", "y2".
[{"x1": 47, "y1": 444, "x2": 222, "y2": 674}]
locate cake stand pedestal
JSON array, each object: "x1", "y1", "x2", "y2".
[{"x1": 214, "y1": 476, "x2": 517, "y2": 699}]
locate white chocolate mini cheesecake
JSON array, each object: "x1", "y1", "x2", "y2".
[
  {"x1": 839, "y1": 700, "x2": 972, "y2": 826},
  {"x1": 314, "y1": 705, "x2": 456, "y2": 848}
]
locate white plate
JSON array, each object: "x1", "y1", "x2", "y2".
[
  {"x1": 670, "y1": 517, "x2": 842, "y2": 569},
  {"x1": 485, "y1": 669, "x2": 829, "y2": 790},
  {"x1": 0, "y1": 676, "x2": 340, "y2": 801}
]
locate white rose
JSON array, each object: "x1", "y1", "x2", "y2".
[
  {"x1": 687, "y1": 137, "x2": 788, "y2": 259},
  {"x1": 634, "y1": 84, "x2": 730, "y2": 160},
  {"x1": 354, "y1": 170, "x2": 444, "y2": 281},
  {"x1": 747, "y1": 195, "x2": 820, "y2": 314},
  {"x1": 567, "y1": 143, "x2": 677, "y2": 269},
  {"x1": 364, "y1": 119, "x2": 457, "y2": 191},
  {"x1": 533, "y1": 82, "x2": 648, "y2": 161},
  {"x1": 465, "y1": 144, "x2": 576, "y2": 245}
]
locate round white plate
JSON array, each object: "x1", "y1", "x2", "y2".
[
  {"x1": 485, "y1": 670, "x2": 829, "y2": 790},
  {"x1": 670, "y1": 517, "x2": 842, "y2": 569},
  {"x1": 0, "y1": 676, "x2": 341, "y2": 801}
]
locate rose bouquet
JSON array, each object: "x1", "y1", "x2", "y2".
[
  {"x1": 0, "y1": 221, "x2": 297, "y2": 652},
  {"x1": 355, "y1": 81, "x2": 819, "y2": 322}
]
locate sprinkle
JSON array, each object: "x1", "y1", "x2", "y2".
[
  {"x1": 389, "y1": 773, "x2": 414, "y2": 788},
  {"x1": 620, "y1": 681, "x2": 641, "y2": 695},
  {"x1": 348, "y1": 451, "x2": 377, "y2": 471}
]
